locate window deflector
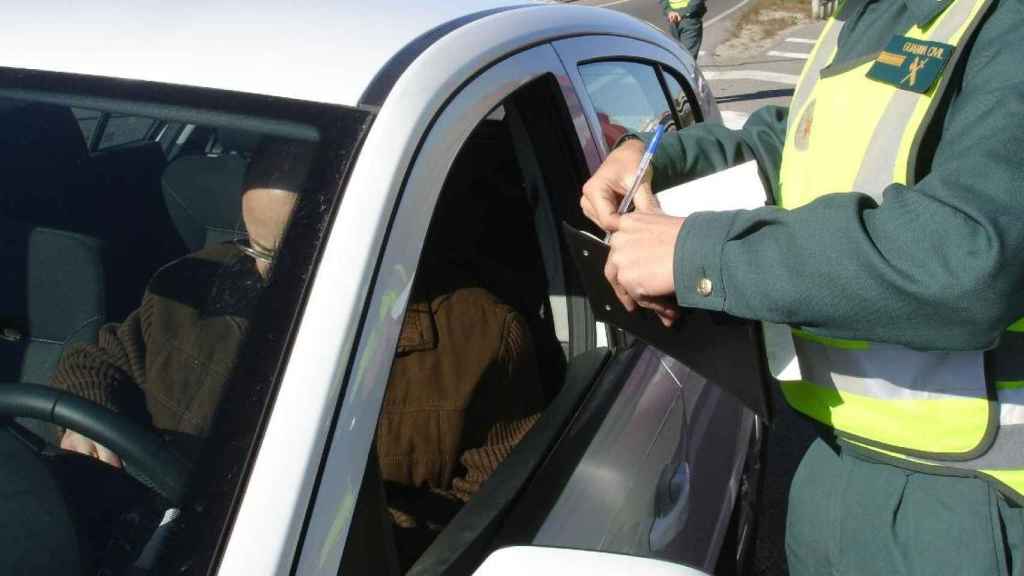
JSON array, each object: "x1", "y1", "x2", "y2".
[{"x1": 551, "y1": 36, "x2": 694, "y2": 159}]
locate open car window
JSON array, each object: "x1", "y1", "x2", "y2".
[
  {"x1": 329, "y1": 71, "x2": 598, "y2": 575},
  {"x1": 0, "y1": 71, "x2": 370, "y2": 575}
]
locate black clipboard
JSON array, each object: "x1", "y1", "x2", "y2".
[{"x1": 563, "y1": 222, "x2": 771, "y2": 419}]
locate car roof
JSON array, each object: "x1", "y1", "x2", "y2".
[{"x1": 0, "y1": 0, "x2": 543, "y2": 107}]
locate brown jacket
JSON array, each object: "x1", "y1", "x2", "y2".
[
  {"x1": 53, "y1": 245, "x2": 544, "y2": 500},
  {"x1": 379, "y1": 286, "x2": 544, "y2": 498}
]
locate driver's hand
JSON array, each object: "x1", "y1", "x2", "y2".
[
  {"x1": 60, "y1": 429, "x2": 122, "y2": 468},
  {"x1": 580, "y1": 138, "x2": 660, "y2": 233}
]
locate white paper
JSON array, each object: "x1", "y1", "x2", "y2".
[
  {"x1": 655, "y1": 159, "x2": 767, "y2": 216},
  {"x1": 655, "y1": 160, "x2": 800, "y2": 380}
]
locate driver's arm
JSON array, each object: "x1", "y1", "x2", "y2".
[{"x1": 52, "y1": 306, "x2": 149, "y2": 466}]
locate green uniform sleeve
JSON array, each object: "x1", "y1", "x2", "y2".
[
  {"x1": 668, "y1": 19, "x2": 1024, "y2": 351},
  {"x1": 642, "y1": 104, "x2": 789, "y2": 201}
]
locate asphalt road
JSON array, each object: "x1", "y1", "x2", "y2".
[
  {"x1": 572, "y1": 0, "x2": 824, "y2": 129},
  {"x1": 573, "y1": 0, "x2": 759, "y2": 66}
]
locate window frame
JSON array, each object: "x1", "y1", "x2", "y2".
[
  {"x1": 552, "y1": 36, "x2": 705, "y2": 349},
  {"x1": 291, "y1": 43, "x2": 595, "y2": 576},
  {"x1": 551, "y1": 36, "x2": 703, "y2": 158}
]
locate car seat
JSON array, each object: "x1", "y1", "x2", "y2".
[
  {"x1": 160, "y1": 128, "x2": 258, "y2": 252},
  {"x1": 0, "y1": 101, "x2": 90, "y2": 228},
  {"x1": 0, "y1": 218, "x2": 106, "y2": 439}
]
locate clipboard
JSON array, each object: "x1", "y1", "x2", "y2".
[
  {"x1": 563, "y1": 187, "x2": 773, "y2": 418},
  {"x1": 563, "y1": 224, "x2": 770, "y2": 417}
]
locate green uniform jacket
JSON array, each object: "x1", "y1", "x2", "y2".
[
  {"x1": 661, "y1": 0, "x2": 707, "y2": 18},
  {"x1": 643, "y1": 0, "x2": 1024, "y2": 351}
]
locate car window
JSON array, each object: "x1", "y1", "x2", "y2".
[
  {"x1": 71, "y1": 106, "x2": 102, "y2": 145},
  {"x1": 348, "y1": 74, "x2": 591, "y2": 575},
  {"x1": 0, "y1": 74, "x2": 370, "y2": 575},
  {"x1": 578, "y1": 61, "x2": 674, "y2": 148},
  {"x1": 98, "y1": 113, "x2": 159, "y2": 149},
  {"x1": 71, "y1": 108, "x2": 162, "y2": 151},
  {"x1": 661, "y1": 69, "x2": 699, "y2": 130}
]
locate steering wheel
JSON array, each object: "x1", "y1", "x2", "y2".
[{"x1": 0, "y1": 382, "x2": 191, "y2": 505}]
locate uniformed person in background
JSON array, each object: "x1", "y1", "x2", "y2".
[
  {"x1": 582, "y1": 0, "x2": 1024, "y2": 572},
  {"x1": 662, "y1": 0, "x2": 706, "y2": 61}
]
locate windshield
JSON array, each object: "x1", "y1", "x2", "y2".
[{"x1": 0, "y1": 69, "x2": 370, "y2": 575}]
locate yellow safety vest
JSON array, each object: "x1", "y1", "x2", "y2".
[
  {"x1": 776, "y1": 0, "x2": 1024, "y2": 503},
  {"x1": 668, "y1": 0, "x2": 691, "y2": 10}
]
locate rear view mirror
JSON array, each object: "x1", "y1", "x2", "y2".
[{"x1": 473, "y1": 546, "x2": 712, "y2": 576}]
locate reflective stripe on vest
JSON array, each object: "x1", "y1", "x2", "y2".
[
  {"x1": 668, "y1": 0, "x2": 691, "y2": 9},
  {"x1": 769, "y1": 0, "x2": 1021, "y2": 501}
]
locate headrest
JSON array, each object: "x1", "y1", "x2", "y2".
[
  {"x1": 0, "y1": 102, "x2": 88, "y2": 165},
  {"x1": 243, "y1": 137, "x2": 316, "y2": 195},
  {"x1": 162, "y1": 154, "x2": 248, "y2": 252},
  {"x1": 0, "y1": 219, "x2": 105, "y2": 341},
  {"x1": 214, "y1": 128, "x2": 261, "y2": 156}
]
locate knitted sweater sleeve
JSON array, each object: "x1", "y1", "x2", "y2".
[
  {"x1": 444, "y1": 309, "x2": 545, "y2": 501},
  {"x1": 52, "y1": 301, "x2": 150, "y2": 413}
]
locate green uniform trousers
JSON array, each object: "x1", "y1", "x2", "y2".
[
  {"x1": 787, "y1": 438, "x2": 1023, "y2": 576},
  {"x1": 669, "y1": 13, "x2": 703, "y2": 60}
]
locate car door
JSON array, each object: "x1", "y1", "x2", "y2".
[
  {"x1": 497, "y1": 36, "x2": 761, "y2": 574},
  {"x1": 290, "y1": 42, "x2": 604, "y2": 576},
  {"x1": 287, "y1": 27, "x2": 759, "y2": 576}
]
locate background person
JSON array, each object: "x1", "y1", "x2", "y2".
[{"x1": 663, "y1": 0, "x2": 706, "y2": 61}]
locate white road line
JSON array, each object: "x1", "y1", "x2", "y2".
[
  {"x1": 785, "y1": 37, "x2": 817, "y2": 44},
  {"x1": 701, "y1": 69, "x2": 799, "y2": 85},
  {"x1": 595, "y1": 0, "x2": 753, "y2": 27},
  {"x1": 705, "y1": 0, "x2": 755, "y2": 26},
  {"x1": 720, "y1": 110, "x2": 750, "y2": 130},
  {"x1": 767, "y1": 50, "x2": 810, "y2": 60}
]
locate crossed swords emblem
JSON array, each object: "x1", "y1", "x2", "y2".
[{"x1": 901, "y1": 56, "x2": 929, "y2": 87}]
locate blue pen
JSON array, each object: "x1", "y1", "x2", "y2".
[{"x1": 604, "y1": 121, "x2": 667, "y2": 242}]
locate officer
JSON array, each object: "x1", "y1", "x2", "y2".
[
  {"x1": 581, "y1": 0, "x2": 1024, "y2": 572},
  {"x1": 662, "y1": 0, "x2": 706, "y2": 61}
]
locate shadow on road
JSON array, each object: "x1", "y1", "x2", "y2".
[{"x1": 717, "y1": 88, "x2": 794, "y2": 104}]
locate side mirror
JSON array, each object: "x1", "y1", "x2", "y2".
[{"x1": 473, "y1": 546, "x2": 712, "y2": 576}]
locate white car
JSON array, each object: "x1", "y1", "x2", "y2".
[{"x1": 0, "y1": 2, "x2": 764, "y2": 575}]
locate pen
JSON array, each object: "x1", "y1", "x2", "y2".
[{"x1": 604, "y1": 121, "x2": 667, "y2": 242}]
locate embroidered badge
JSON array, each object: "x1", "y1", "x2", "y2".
[{"x1": 866, "y1": 35, "x2": 955, "y2": 94}]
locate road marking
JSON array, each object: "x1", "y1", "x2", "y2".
[
  {"x1": 702, "y1": 69, "x2": 800, "y2": 85},
  {"x1": 767, "y1": 50, "x2": 810, "y2": 60},
  {"x1": 594, "y1": 0, "x2": 753, "y2": 27},
  {"x1": 705, "y1": 0, "x2": 755, "y2": 26},
  {"x1": 785, "y1": 37, "x2": 817, "y2": 44},
  {"x1": 721, "y1": 110, "x2": 750, "y2": 130}
]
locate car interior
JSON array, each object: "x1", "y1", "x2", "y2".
[
  {"x1": 0, "y1": 66, "x2": 705, "y2": 574},
  {"x1": 337, "y1": 75, "x2": 621, "y2": 575},
  {"x1": 0, "y1": 93, "x2": 325, "y2": 573}
]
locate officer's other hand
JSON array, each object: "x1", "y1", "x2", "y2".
[
  {"x1": 60, "y1": 429, "x2": 123, "y2": 468},
  {"x1": 667, "y1": 11, "x2": 682, "y2": 23},
  {"x1": 605, "y1": 212, "x2": 683, "y2": 326},
  {"x1": 581, "y1": 138, "x2": 660, "y2": 233}
]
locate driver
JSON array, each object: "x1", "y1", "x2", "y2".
[
  {"x1": 53, "y1": 136, "x2": 313, "y2": 466},
  {"x1": 52, "y1": 136, "x2": 544, "y2": 547}
]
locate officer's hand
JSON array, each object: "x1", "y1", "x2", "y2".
[
  {"x1": 581, "y1": 138, "x2": 660, "y2": 233},
  {"x1": 605, "y1": 212, "x2": 684, "y2": 326},
  {"x1": 60, "y1": 429, "x2": 122, "y2": 468},
  {"x1": 667, "y1": 11, "x2": 682, "y2": 23}
]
